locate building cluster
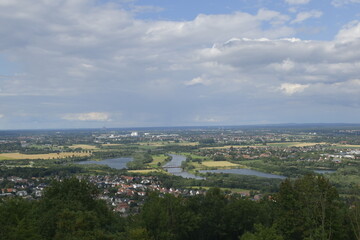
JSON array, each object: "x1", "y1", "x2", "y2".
[
  {"x1": 0, "y1": 176, "x2": 47, "y2": 198},
  {"x1": 0, "y1": 174, "x2": 207, "y2": 215},
  {"x1": 81, "y1": 175, "x2": 206, "y2": 215},
  {"x1": 199, "y1": 144, "x2": 360, "y2": 163}
]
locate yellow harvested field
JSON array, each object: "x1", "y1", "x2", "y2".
[
  {"x1": 333, "y1": 144, "x2": 360, "y2": 148},
  {"x1": 176, "y1": 142, "x2": 199, "y2": 146},
  {"x1": 202, "y1": 145, "x2": 262, "y2": 150},
  {"x1": 139, "y1": 141, "x2": 199, "y2": 146},
  {"x1": 101, "y1": 144, "x2": 123, "y2": 147},
  {"x1": 202, "y1": 161, "x2": 239, "y2": 167},
  {"x1": 268, "y1": 142, "x2": 327, "y2": 147},
  {"x1": 70, "y1": 144, "x2": 98, "y2": 150},
  {"x1": 203, "y1": 142, "x2": 328, "y2": 149},
  {"x1": 0, "y1": 152, "x2": 91, "y2": 160}
]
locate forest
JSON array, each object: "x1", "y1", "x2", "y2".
[{"x1": 0, "y1": 175, "x2": 358, "y2": 240}]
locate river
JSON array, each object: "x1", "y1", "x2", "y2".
[
  {"x1": 77, "y1": 157, "x2": 133, "y2": 169},
  {"x1": 313, "y1": 170, "x2": 336, "y2": 174},
  {"x1": 163, "y1": 154, "x2": 204, "y2": 179},
  {"x1": 77, "y1": 154, "x2": 286, "y2": 180},
  {"x1": 200, "y1": 168, "x2": 286, "y2": 179}
]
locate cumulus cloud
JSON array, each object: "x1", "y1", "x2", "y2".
[
  {"x1": 62, "y1": 112, "x2": 110, "y2": 121},
  {"x1": 280, "y1": 83, "x2": 309, "y2": 95},
  {"x1": 335, "y1": 21, "x2": 360, "y2": 43},
  {"x1": 291, "y1": 10, "x2": 323, "y2": 24},
  {"x1": 285, "y1": 0, "x2": 311, "y2": 5}
]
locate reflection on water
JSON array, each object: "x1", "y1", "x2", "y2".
[
  {"x1": 200, "y1": 168, "x2": 286, "y2": 179},
  {"x1": 163, "y1": 154, "x2": 204, "y2": 180},
  {"x1": 314, "y1": 170, "x2": 336, "y2": 174},
  {"x1": 77, "y1": 157, "x2": 133, "y2": 169}
]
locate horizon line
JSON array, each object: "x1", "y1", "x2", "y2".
[{"x1": 1, "y1": 122, "x2": 360, "y2": 131}]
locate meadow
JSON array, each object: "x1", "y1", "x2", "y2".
[{"x1": 146, "y1": 154, "x2": 169, "y2": 168}]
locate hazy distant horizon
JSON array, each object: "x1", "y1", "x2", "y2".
[{"x1": 2, "y1": 122, "x2": 360, "y2": 131}]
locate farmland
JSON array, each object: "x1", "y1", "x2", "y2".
[
  {"x1": 0, "y1": 125, "x2": 359, "y2": 197},
  {"x1": 138, "y1": 141, "x2": 199, "y2": 146},
  {"x1": 201, "y1": 161, "x2": 239, "y2": 168},
  {"x1": 69, "y1": 144, "x2": 98, "y2": 150},
  {"x1": 0, "y1": 152, "x2": 91, "y2": 160},
  {"x1": 267, "y1": 142, "x2": 327, "y2": 147}
]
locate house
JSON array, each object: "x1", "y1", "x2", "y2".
[
  {"x1": 114, "y1": 203, "x2": 130, "y2": 213},
  {"x1": 34, "y1": 190, "x2": 42, "y2": 197},
  {"x1": 16, "y1": 191, "x2": 28, "y2": 197}
]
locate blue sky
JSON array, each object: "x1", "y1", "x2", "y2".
[{"x1": 0, "y1": 0, "x2": 360, "y2": 129}]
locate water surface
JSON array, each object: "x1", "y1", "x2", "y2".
[
  {"x1": 200, "y1": 168, "x2": 286, "y2": 179},
  {"x1": 314, "y1": 170, "x2": 336, "y2": 174},
  {"x1": 77, "y1": 157, "x2": 133, "y2": 169},
  {"x1": 163, "y1": 154, "x2": 204, "y2": 179}
]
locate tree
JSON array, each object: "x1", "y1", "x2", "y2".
[
  {"x1": 139, "y1": 192, "x2": 199, "y2": 240},
  {"x1": 349, "y1": 199, "x2": 360, "y2": 240},
  {"x1": 0, "y1": 198, "x2": 40, "y2": 240},
  {"x1": 240, "y1": 224, "x2": 283, "y2": 240},
  {"x1": 36, "y1": 178, "x2": 125, "y2": 239},
  {"x1": 275, "y1": 175, "x2": 345, "y2": 240}
]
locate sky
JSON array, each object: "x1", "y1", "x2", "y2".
[{"x1": 1, "y1": 0, "x2": 360, "y2": 129}]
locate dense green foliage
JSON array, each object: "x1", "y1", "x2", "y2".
[
  {"x1": 148, "y1": 172, "x2": 282, "y2": 192},
  {"x1": 0, "y1": 166, "x2": 83, "y2": 179},
  {"x1": 0, "y1": 175, "x2": 358, "y2": 240},
  {"x1": 126, "y1": 153, "x2": 153, "y2": 169},
  {"x1": 0, "y1": 178, "x2": 125, "y2": 240}
]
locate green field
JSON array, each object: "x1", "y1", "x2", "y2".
[{"x1": 147, "y1": 154, "x2": 169, "y2": 168}]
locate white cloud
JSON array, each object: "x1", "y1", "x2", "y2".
[
  {"x1": 0, "y1": 114, "x2": 4, "y2": 118},
  {"x1": 285, "y1": 0, "x2": 311, "y2": 5},
  {"x1": 332, "y1": 0, "x2": 360, "y2": 6},
  {"x1": 62, "y1": 112, "x2": 110, "y2": 121},
  {"x1": 271, "y1": 58, "x2": 296, "y2": 71},
  {"x1": 291, "y1": 10, "x2": 323, "y2": 24},
  {"x1": 335, "y1": 21, "x2": 360, "y2": 43},
  {"x1": 184, "y1": 77, "x2": 209, "y2": 86},
  {"x1": 280, "y1": 83, "x2": 309, "y2": 95}
]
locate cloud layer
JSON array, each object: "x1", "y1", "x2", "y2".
[
  {"x1": 1, "y1": 0, "x2": 360, "y2": 128},
  {"x1": 285, "y1": 0, "x2": 311, "y2": 5},
  {"x1": 62, "y1": 112, "x2": 111, "y2": 121}
]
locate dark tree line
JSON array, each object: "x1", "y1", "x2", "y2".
[{"x1": 0, "y1": 175, "x2": 358, "y2": 240}]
